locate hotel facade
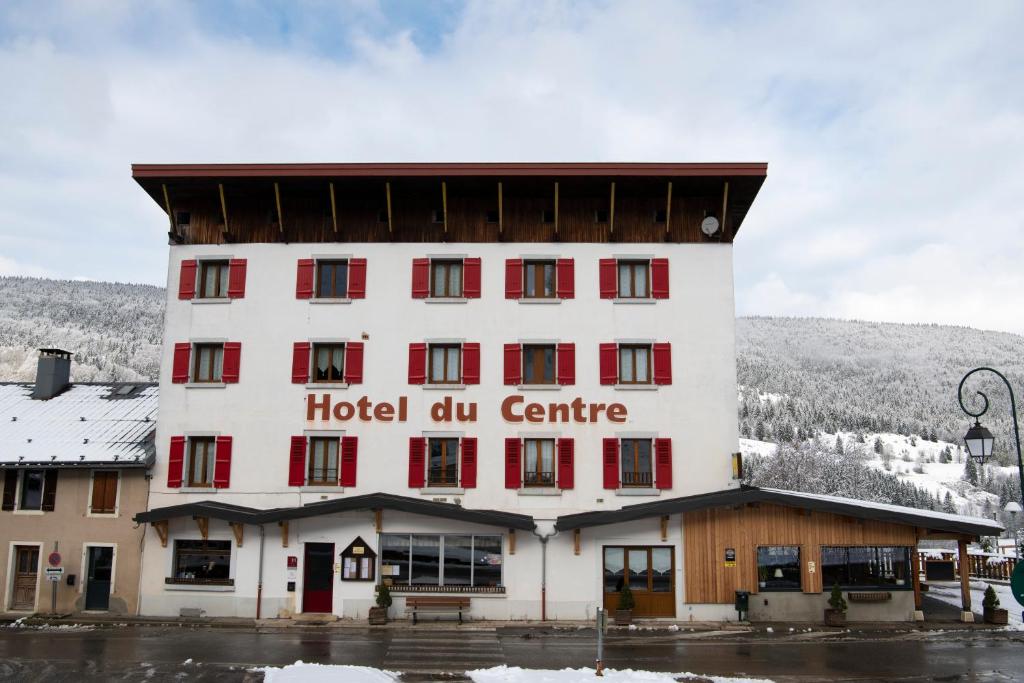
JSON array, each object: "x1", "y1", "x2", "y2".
[{"x1": 132, "y1": 163, "x2": 999, "y2": 623}]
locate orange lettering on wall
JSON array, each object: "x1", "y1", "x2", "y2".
[{"x1": 502, "y1": 395, "x2": 524, "y2": 423}]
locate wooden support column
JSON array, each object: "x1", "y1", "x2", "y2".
[
  {"x1": 608, "y1": 181, "x2": 616, "y2": 238},
  {"x1": 957, "y1": 538, "x2": 973, "y2": 621},
  {"x1": 230, "y1": 522, "x2": 244, "y2": 548},
  {"x1": 274, "y1": 182, "x2": 284, "y2": 233},
  {"x1": 573, "y1": 528, "x2": 581, "y2": 555},
  {"x1": 509, "y1": 529, "x2": 516, "y2": 555},
  {"x1": 279, "y1": 521, "x2": 289, "y2": 548},
  {"x1": 665, "y1": 181, "x2": 673, "y2": 237},
  {"x1": 153, "y1": 520, "x2": 168, "y2": 548},
  {"x1": 911, "y1": 543, "x2": 922, "y2": 611},
  {"x1": 441, "y1": 181, "x2": 448, "y2": 234},
  {"x1": 218, "y1": 183, "x2": 229, "y2": 238},
  {"x1": 553, "y1": 181, "x2": 559, "y2": 235},
  {"x1": 374, "y1": 509, "x2": 382, "y2": 533},
  {"x1": 660, "y1": 515, "x2": 669, "y2": 542},
  {"x1": 329, "y1": 182, "x2": 338, "y2": 234},
  {"x1": 194, "y1": 516, "x2": 209, "y2": 541},
  {"x1": 497, "y1": 182, "x2": 503, "y2": 235},
  {"x1": 385, "y1": 182, "x2": 393, "y2": 234},
  {"x1": 720, "y1": 180, "x2": 730, "y2": 240},
  {"x1": 161, "y1": 183, "x2": 175, "y2": 230}
]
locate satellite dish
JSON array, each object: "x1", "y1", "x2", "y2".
[{"x1": 701, "y1": 216, "x2": 720, "y2": 236}]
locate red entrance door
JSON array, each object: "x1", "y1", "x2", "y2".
[{"x1": 302, "y1": 543, "x2": 335, "y2": 613}]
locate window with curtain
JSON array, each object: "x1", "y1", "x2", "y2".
[{"x1": 523, "y1": 439, "x2": 555, "y2": 486}]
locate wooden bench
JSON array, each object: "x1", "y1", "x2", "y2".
[
  {"x1": 847, "y1": 591, "x2": 892, "y2": 603},
  {"x1": 405, "y1": 597, "x2": 471, "y2": 624}
]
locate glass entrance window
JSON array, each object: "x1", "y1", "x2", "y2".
[
  {"x1": 603, "y1": 546, "x2": 674, "y2": 593},
  {"x1": 651, "y1": 548, "x2": 673, "y2": 593},
  {"x1": 627, "y1": 549, "x2": 649, "y2": 591},
  {"x1": 603, "y1": 547, "x2": 625, "y2": 593}
]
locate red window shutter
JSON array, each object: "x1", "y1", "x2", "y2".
[
  {"x1": 599, "y1": 258, "x2": 617, "y2": 299},
  {"x1": 460, "y1": 437, "x2": 477, "y2": 488},
  {"x1": 655, "y1": 438, "x2": 673, "y2": 489},
  {"x1": 557, "y1": 343, "x2": 575, "y2": 385},
  {"x1": 167, "y1": 436, "x2": 185, "y2": 488},
  {"x1": 504, "y1": 438, "x2": 522, "y2": 489},
  {"x1": 291, "y1": 342, "x2": 310, "y2": 384},
  {"x1": 222, "y1": 342, "x2": 241, "y2": 383},
  {"x1": 599, "y1": 343, "x2": 618, "y2": 385},
  {"x1": 653, "y1": 342, "x2": 672, "y2": 385},
  {"x1": 296, "y1": 259, "x2": 315, "y2": 299},
  {"x1": 503, "y1": 344, "x2": 522, "y2": 385},
  {"x1": 348, "y1": 258, "x2": 367, "y2": 298},
  {"x1": 651, "y1": 258, "x2": 669, "y2": 299},
  {"x1": 463, "y1": 257, "x2": 481, "y2": 298},
  {"x1": 340, "y1": 436, "x2": 358, "y2": 487},
  {"x1": 556, "y1": 258, "x2": 575, "y2": 299},
  {"x1": 462, "y1": 343, "x2": 480, "y2": 384},
  {"x1": 505, "y1": 259, "x2": 523, "y2": 299},
  {"x1": 408, "y1": 343, "x2": 427, "y2": 384},
  {"x1": 408, "y1": 437, "x2": 426, "y2": 488},
  {"x1": 602, "y1": 438, "x2": 620, "y2": 489},
  {"x1": 411, "y1": 258, "x2": 430, "y2": 298},
  {"x1": 557, "y1": 438, "x2": 575, "y2": 489},
  {"x1": 288, "y1": 436, "x2": 306, "y2": 486},
  {"x1": 178, "y1": 260, "x2": 197, "y2": 300},
  {"x1": 172, "y1": 343, "x2": 191, "y2": 384},
  {"x1": 344, "y1": 341, "x2": 364, "y2": 384},
  {"x1": 227, "y1": 258, "x2": 247, "y2": 299},
  {"x1": 214, "y1": 436, "x2": 232, "y2": 488}
]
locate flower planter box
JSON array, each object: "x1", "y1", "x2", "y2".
[
  {"x1": 368, "y1": 607, "x2": 388, "y2": 625},
  {"x1": 983, "y1": 608, "x2": 1008, "y2": 625},
  {"x1": 614, "y1": 609, "x2": 633, "y2": 626},
  {"x1": 824, "y1": 609, "x2": 846, "y2": 627}
]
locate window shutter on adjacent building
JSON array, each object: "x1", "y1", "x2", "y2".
[
  {"x1": 599, "y1": 258, "x2": 617, "y2": 299},
  {"x1": 462, "y1": 257, "x2": 482, "y2": 298},
  {"x1": 408, "y1": 343, "x2": 427, "y2": 384},
  {"x1": 288, "y1": 436, "x2": 306, "y2": 486},
  {"x1": 348, "y1": 258, "x2": 367, "y2": 298},
  {"x1": 599, "y1": 343, "x2": 618, "y2": 385},
  {"x1": 462, "y1": 343, "x2": 480, "y2": 384},
  {"x1": 651, "y1": 258, "x2": 669, "y2": 299},
  {"x1": 557, "y1": 438, "x2": 575, "y2": 489},
  {"x1": 222, "y1": 342, "x2": 241, "y2": 383},
  {"x1": 504, "y1": 438, "x2": 521, "y2": 489},
  {"x1": 653, "y1": 342, "x2": 672, "y2": 385},
  {"x1": 556, "y1": 343, "x2": 575, "y2": 385},
  {"x1": 90, "y1": 471, "x2": 118, "y2": 514},
  {"x1": 172, "y1": 343, "x2": 191, "y2": 384},
  {"x1": 503, "y1": 344, "x2": 522, "y2": 385},
  {"x1": 291, "y1": 342, "x2": 311, "y2": 384},
  {"x1": 411, "y1": 258, "x2": 430, "y2": 298},
  {"x1": 178, "y1": 260, "x2": 197, "y2": 300},
  {"x1": 227, "y1": 258, "x2": 247, "y2": 298},
  {"x1": 602, "y1": 438, "x2": 620, "y2": 489},
  {"x1": 214, "y1": 436, "x2": 233, "y2": 488},
  {"x1": 655, "y1": 438, "x2": 673, "y2": 489},
  {"x1": 167, "y1": 436, "x2": 185, "y2": 488},
  {"x1": 340, "y1": 436, "x2": 358, "y2": 487},
  {"x1": 408, "y1": 437, "x2": 426, "y2": 488},
  {"x1": 295, "y1": 259, "x2": 315, "y2": 299},
  {"x1": 556, "y1": 258, "x2": 575, "y2": 299},
  {"x1": 344, "y1": 342, "x2": 364, "y2": 384},
  {"x1": 41, "y1": 470, "x2": 58, "y2": 512},
  {"x1": 505, "y1": 258, "x2": 523, "y2": 299},
  {"x1": 2, "y1": 470, "x2": 18, "y2": 510},
  {"x1": 460, "y1": 437, "x2": 477, "y2": 488}
]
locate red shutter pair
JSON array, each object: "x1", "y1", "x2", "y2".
[
  {"x1": 178, "y1": 259, "x2": 247, "y2": 299},
  {"x1": 407, "y1": 437, "x2": 477, "y2": 488},
  {"x1": 503, "y1": 438, "x2": 575, "y2": 489},
  {"x1": 502, "y1": 343, "x2": 575, "y2": 385},
  {"x1": 408, "y1": 343, "x2": 479, "y2": 384},
  {"x1": 171, "y1": 343, "x2": 241, "y2": 384},
  {"x1": 286, "y1": 436, "x2": 358, "y2": 486},
  {"x1": 291, "y1": 342, "x2": 364, "y2": 384},
  {"x1": 598, "y1": 343, "x2": 672, "y2": 385},
  {"x1": 504, "y1": 259, "x2": 575, "y2": 299},
  {"x1": 167, "y1": 435, "x2": 233, "y2": 488},
  {"x1": 412, "y1": 258, "x2": 481, "y2": 298},
  {"x1": 296, "y1": 258, "x2": 367, "y2": 299},
  {"x1": 601, "y1": 438, "x2": 673, "y2": 490},
  {"x1": 598, "y1": 258, "x2": 669, "y2": 299}
]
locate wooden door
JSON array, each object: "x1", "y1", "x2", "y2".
[
  {"x1": 603, "y1": 546, "x2": 675, "y2": 617},
  {"x1": 301, "y1": 543, "x2": 335, "y2": 613},
  {"x1": 10, "y1": 546, "x2": 39, "y2": 611}
]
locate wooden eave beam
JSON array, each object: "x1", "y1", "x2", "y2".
[
  {"x1": 441, "y1": 181, "x2": 448, "y2": 235},
  {"x1": 609, "y1": 181, "x2": 616, "y2": 238},
  {"x1": 230, "y1": 522, "x2": 244, "y2": 548},
  {"x1": 194, "y1": 515, "x2": 209, "y2": 541},
  {"x1": 720, "y1": 180, "x2": 730, "y2": 241},
  {"x1": 554, "y1": 181, "x2": 559, "y2": 235},
  {"x1": 218, "y1": 183, "x2": 229, "y2": 238},
  {"x1": 573, "y1": 528, "x2": 581, "y2": 555},
  {"x1": 274, "y1": 182, "x2": 284, "y2": 233},
  {"x1": 374, "y1": 508, "x2": 382, "y2": 533},
  {"x1": 161, "y1": 184, "x2": 175, "y2": 231},
  {"x1": 665, "y1": 181, "x2": 673, "y2": 237},
  {"x1": 279, "y1": 520, "x2": 289, "y2": 547},
  {"x1": 152, "y1": 520, "x2": 168, "y2": 548},
  {"x1": 329, "y1": 182, "x2": 339, "y2": 234},
  {"x1": 497, "y1": 182, "x2": 503, "y2": 235},
  {"x1": 385, "y1": 182, "x2": 393, "y2": 235},
  {"x1": 660, "y1": 515, "x2": 669, "y2": 541},
  {"x1": 509, "y1": 529, "x2": 516, "y2": 555}
]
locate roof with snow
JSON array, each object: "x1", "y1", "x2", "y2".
[
  {"x1": 0, "y1": 383, "x2": 157, "y2": 468},
  {"x1": 554, "y1": 485, "x2": 1003, "y2": 537}
]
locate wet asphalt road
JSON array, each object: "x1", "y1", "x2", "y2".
[{"x1": 0, "y1": 626, "x2": 1023, "y2": 682}]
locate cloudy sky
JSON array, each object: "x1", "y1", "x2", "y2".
[{"x1": 1, "y1": 1, "x2": 1022, "y2": 332}]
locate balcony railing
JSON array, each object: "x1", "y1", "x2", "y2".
[
  {"x1": 524, "y1": 471, "x2": 555, "y2": 487},
  {"x1": 621, "y1": 471, "x2": 653, "y2": 487}
]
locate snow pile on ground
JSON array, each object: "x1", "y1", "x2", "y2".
[
  {"x1": 468, "y1": 666, "x2": 774, "y2": 683},
  {"x1": 927, "y1": 581, "x2": 1023, "y2": 627},
  {"x1": 258, "y1": 662, "x2": 401, "y2": 682}
]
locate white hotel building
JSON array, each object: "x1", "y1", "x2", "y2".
[{"x1": 133, "y1": 163, "x2": 998, "y2": 623}]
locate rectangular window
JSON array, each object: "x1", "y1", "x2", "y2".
[
  {"x1": 379, "y1": 534, "x2": 503, "y2": 589},
  {"x1": 172, "y1": 540, "x2": 232, "y2": 585},
  {"x1": 307, "y1": 437, "x2": 340, "y2": 485},
  {"x1": 431, "y1": 260, "x2": 463, "y2": 297},
  {"x1": 192, "y1": 343, "x2": 224, "y2": 383},
  {"x1": 617, "y1": 260, "x2": 649, "y2": 298},
  {"x1": 523, "y1": 260, "x2": 556, "y2": 299},
  {"x1": 603, "y1": 546, "x2": 673, "y2": 593},
  {"x1": 757, "y1": 546, "x2": 801, "y2": 591},
  {"x1": 618, "y1": 345, "x2": 652, "y2": 384},
  {"x1": 427, "y1": 438, "x2": 460, "y2": 486},
  {"x1": 312, "y1": 343, "x2": 345, "y2": 383},
  {"x1": 428, "y1": 344, "x2": 461, "y2": 384},
  {"x1": 522, "y1": 344, "x2": 555, "y2": 385},
  {"x1": 198, "y1": 260, "x2": 229, "y2": 299},
  {"x1": 620, "y1": 439, "x2": 653, "y2": 488},
  {"x1": 316, "y1": 260, "x2": 349, "y2": 298},
  {"x1": 187, "y1": 437, "x2": 216, "y2": 488},
  {"x1": 90, "y1": 471, "x2": 119, "y2": 514},
  {"x1": 820, "y1": 546, "x2": 913, "y2": 590},
  {"x1": 523, "y1": 438, "x2": 555, "y2": 487},
  {"x1": 19, "y1": 470, "x2": 44, "y2": 510}
]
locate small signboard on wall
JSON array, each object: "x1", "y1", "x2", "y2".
[
  {"x1": 724, "y1": 548, "x2": 736, "y2": 568},
  {"x1": 340, "y1": 537, "x2": 376, "y2": 581}
]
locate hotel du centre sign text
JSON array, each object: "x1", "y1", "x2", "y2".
[{"x1": 306, "y1": 393, "x2": 628, "y2": 424}]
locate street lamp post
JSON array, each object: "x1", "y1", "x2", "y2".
[{"x1": 957, "y1": 367, "x2": 1024, "y2": 510}]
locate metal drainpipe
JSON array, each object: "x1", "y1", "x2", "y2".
[
  {"x1": 256, "y1": 524, "x2": 266, "y2": 620},
  {"x1": 532, "y1": 526, "x2": 557, "y2": 621}
]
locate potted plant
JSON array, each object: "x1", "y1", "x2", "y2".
[
  {"x1": 758, "y1": 566, "x2": 769, "y2": 589},
  {"x1": 615, "y1": 583, "x2": 635, "y2": 626},
  {"x1": 369, "y1": 584, "x2": 392, "y2": 625},
  {"x1": 824, "y1": 582, "x2": 847, "y2": 626},
  {"x1": 982, "y1": 585, "x2": 1008, "y2": 625}
]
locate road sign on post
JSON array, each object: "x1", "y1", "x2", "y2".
[
  {"x1": 45, "y1": 567, "x2": 64, "y2": 582},
  {"x1": 48, "y1": 552, "x2": 61, "y2": 567}
]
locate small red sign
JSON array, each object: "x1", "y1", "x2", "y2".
[
  {"x1": 48, "y1": 552, "x2": 61, "y2": 567},
  {"x1": 287, "y1": 556, "x2": 298, "y2": 568}
]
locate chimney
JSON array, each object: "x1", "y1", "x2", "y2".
[{"x1": 32, "y1": 348, "x2": 72, "y2": 400}]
